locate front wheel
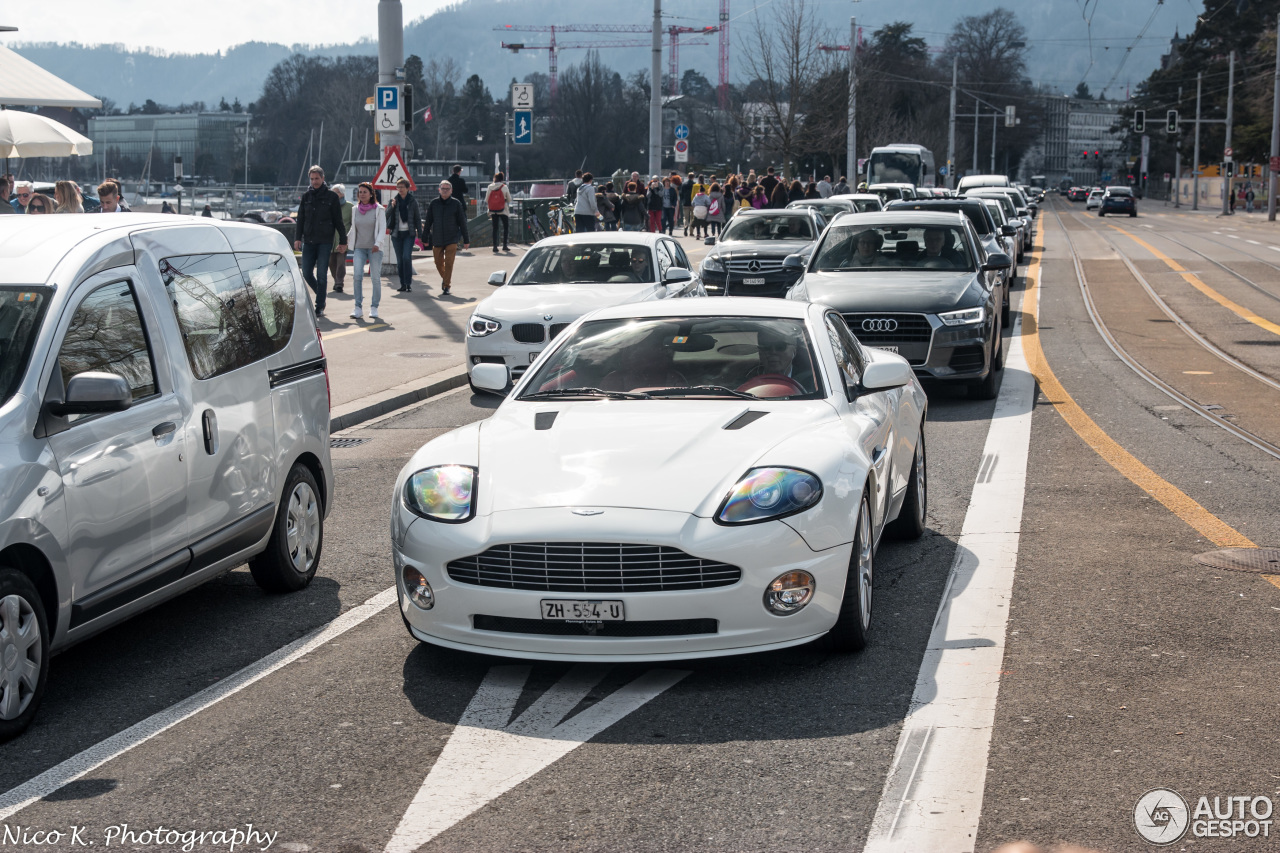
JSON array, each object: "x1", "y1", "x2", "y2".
[
  {"x1": 249, "y1": 464, "x2": 323, "y2": 592},
  {"x1": 1098, "y1": 211, "x2": 1105, "y2": 217},
  {"x1": 886, "y1": 427, "x2": 927, "y2": 540},
  {"x1": 826, "y1": 490, "x2": 874, "y2": 652},
  {"x1": 0, "y1": 568, "x2": 49, "y2": 742},
  {"x1": 969, "y1": 334, "x2": 1003, "y2": 400}
]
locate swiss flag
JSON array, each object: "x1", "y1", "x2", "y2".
[{"x1": 423, "y1": 106, "x2": 433, "y2": 123}]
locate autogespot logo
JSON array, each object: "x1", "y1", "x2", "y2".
[
  {"x1": 1135, "y1": 789, "x2": 1190, "y2": 845},
  {"x1": 862, "y1": 318, "x2": 899, "y2": 333}
]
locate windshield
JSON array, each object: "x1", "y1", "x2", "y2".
[
  {"x1": 1106, "y1": 188, "x2": 1133, "y2": 197},
  {"x1": 0, "y1": 287, "x2": 51, "y2": 407},
  {"x1": 974, "y1": 193, "x2": 1017, "y2": 218},
  {"x1": 519, "y1": 316, "x2": 825, "y2": 400},
  {"x1": 871, "y1": 186, "x2": 905, "y2": 202},
  {"x1": 510, "y1": 244, "x2": 656, "y2": 285},
  {"x1": 851, "y1": 197, "x2": 883, "y2": 212},
  {"x1": 722, "y1": 215, "x2": 814, "y2": 242},
  {"x1": 813, "y1": 224, "x2": 974, "y2": 272},
  {"x1": 791, "y1": 202, "x2": 847, "y2": 221},
  {"x1": 868, "y1": 152, "x2": 922, "y2": 185},
  {"x1": 891, "y1": 203, "x2": 993, "y2": 236},
  {"x1": 982, "y1": 200, "x2": 1008, "y2": 225}
]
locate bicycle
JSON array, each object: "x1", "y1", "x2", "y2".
[{"x1": 547, "y1": 203, "x2": 574, "y2": 236}]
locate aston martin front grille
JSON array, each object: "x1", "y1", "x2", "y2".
[{"x1": 447, "y1": 543, "x2": 742, "y2": 592}]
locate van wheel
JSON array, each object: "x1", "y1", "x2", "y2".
[
  {"x1": 0, "y1": 568, "x2": 49, "y2": 742},
  {"x1": 250, "y1": 464, "x2": 323, "y2": 592},
  {"x1": 825, "y1": 490, "x2": 874, "y2": 653}
]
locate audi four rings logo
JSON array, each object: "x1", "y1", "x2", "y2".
[{"x1": 862, "y1": 318, "x2": 899, "y2": 333}]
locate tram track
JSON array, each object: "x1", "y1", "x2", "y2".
[
  {"x1": 1049, "y1": 204, "x2": 1280, "y2": 463},
  {"x1": 1119, "y1": 217, "x2": 1280, "y2": 304}
]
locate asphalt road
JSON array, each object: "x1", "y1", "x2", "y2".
[{"x1": 3, "y1": 201, "x2": 1279, "y2": 853}]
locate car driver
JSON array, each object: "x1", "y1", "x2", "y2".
[{"x1": 742, "y1": 329, "x2": 813, "y2": 390}]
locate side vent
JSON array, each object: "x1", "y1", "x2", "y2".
[
  {"x1": 723, "y1": 410, "x2": 768, "y2": 430},
  {"x1": 534, "y1": 411, "x2": 559, "y2": 431}
]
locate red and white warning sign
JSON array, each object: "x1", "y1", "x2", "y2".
[{"x1": 372, "y1": 145, "x2": 415, "y2": 190}]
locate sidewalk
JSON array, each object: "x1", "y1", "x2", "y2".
[{"x1": 322, "y1": 231, "x2": 713, "y2": 431}]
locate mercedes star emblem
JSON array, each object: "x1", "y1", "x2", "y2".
[{"x1": 747, "y1": 260, "x2": 762, "y2": 273}]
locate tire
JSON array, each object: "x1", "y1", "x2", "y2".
[
  {"x1": 1098, "y1": 211, "x2": 1105, "y2": 217},
  {"x1": 826, "y1": 490, "x2": 874, "y2": 653},
  {"x1": 886, "y1": 426, "x2": 927, "y2": 540},
  {"x1": 969, "y1": 334, "x2": 1002, "y2": 400},
  {"x1": 0, "y1": 568, "x2": 49, "y2": 742},
  {"x1": 1129, "y1": 211, "x2": 1137, "y2": 218},
  {"x1": 1001, "y1": 288, "x2": 1011, "y2": 325},
  {"x1": 249, "y1": 464, "x2": 323, "y2": 593}
]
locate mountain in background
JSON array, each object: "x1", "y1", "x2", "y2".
[{"x1": 12, "y1": 0, "x2": 1200, "y2": 108}]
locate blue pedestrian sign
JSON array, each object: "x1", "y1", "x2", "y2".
[
  {"x1": 514, "y1": 110, "x2": 533, "y2": 145},
  {"x1": 674, "y1": 124, "x2": 690, "y2": 140}
]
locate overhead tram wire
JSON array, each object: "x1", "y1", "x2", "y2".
[
  {"x1": 1098, "y1": 0, "x2": 1166, "y2": 97},
  {"x1": 1051, "y1": 205, "x2": 1280, "y2": 464}
]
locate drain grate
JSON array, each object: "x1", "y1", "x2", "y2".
[
  {"x1": 1193, "y1": 548, "x2": 1280, "y2": 574},
  {"x1": 330, "y1": 437, "x2": 371, "y2": 449}
]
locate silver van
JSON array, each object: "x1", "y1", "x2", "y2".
[{"x1": 0, "y1": 215, "x2": 333, "y2": 739}]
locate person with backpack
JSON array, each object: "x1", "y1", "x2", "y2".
[
  {"x1": 596, "y1": 182, "x2": 616, "y2": 231},
  {"x1": 486, "y1": 172, "x2": 512, "y2": 253},
  {"x1": 706, "y1": 182, "x2": 726, "y2": 238},
  {"x1": 690, "y1": 186, "x2": 710, "y2": 238},
  {"x1": 573, "y1": 172, "x2": 599, "y2": 233}
]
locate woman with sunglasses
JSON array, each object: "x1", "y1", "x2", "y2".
[{"x1": 25, "y1": 193, "x2": 53, "y2": 214}]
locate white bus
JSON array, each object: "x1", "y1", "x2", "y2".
[{"x1": 866, "y1": 144, "x2": 937, "y2": 189}]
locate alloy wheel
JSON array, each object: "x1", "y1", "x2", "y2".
[{"x1": 856, "y1": 499, "x2": 874, "y2": 629}]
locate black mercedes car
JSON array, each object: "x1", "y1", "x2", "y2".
[{"x1": 699, "y1": 208, "x2": 824, "y2": 298}]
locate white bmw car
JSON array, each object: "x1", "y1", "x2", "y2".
[
  {"x1": 393, "y1": 298, "x2": 927, "y2": 661},
  {"x1": 467, "y1": 232, "x2": 705, "y2": 392}
]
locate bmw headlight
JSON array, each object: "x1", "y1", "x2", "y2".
[
  {"x1": 404, "y1": 465, "x2": 477, "y2": 522},
  {"x1": 701, "y1": 255, "x2": 725, "y2": 274},
  {"x1": 938, "y1": 306, "x2": 985, "y2": 327},
  {"x1": 717, "y1": 467, "x2": 822, "y2": 525},
  {"x1": 468, "y1": 315, "x2": 502, "y2": 337}
]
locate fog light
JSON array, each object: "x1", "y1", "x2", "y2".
[
  {"x1": 763, "y1": 570, "x2": 814, "y2": 615},
  {"x1": 403, "y1": 566, "x2": 434, "y2": 610}
]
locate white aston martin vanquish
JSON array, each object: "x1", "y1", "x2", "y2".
[
  {"x1": 466, "y1": 232, "x2": 705, "y2": 393},
  {"x1": 394, "y1": 298, "x2": 927, "y2": 661}
]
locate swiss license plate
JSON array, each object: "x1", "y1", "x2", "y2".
[
  {"x1": 743, "y1": 277, "x2": 767, "y2": 285},
  {"x1": 871, "y1": 345, "x2": 899, "y2": 353},
  {"x1": 541, "y1": 599, "x2": 625, "y2": 622}
]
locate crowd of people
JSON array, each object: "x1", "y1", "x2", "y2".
[
  {"x1": 562, "y1": 167, "x2": 852, "y2": 238},
  {"x1": 0, "y1": 175, "x2": 128, "y2": 214}
]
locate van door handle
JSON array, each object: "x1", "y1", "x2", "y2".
[
  {"x1": 201, "y1": 409, "x2": 218, "y2": 455},
  {"x1": 152, "y1": 421, "x2": 177, "y2": 438}
]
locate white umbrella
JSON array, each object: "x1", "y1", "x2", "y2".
[{"x1": 0, "y1": 110, "x2": 92, "y2": 158}]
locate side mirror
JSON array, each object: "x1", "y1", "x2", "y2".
[
  {"x1": 470, "y1": 363, "x2": 509, "y2": 391},
  {"x1": 860, "y1": 357, "x2": 913, "y2": 392},
  {"x1": 663, "y1": 267, "x2": 693, "y2": 284},
  {"x1": 48, "y1": 372, "x2": 132, "y2": 417},
  {"x1": 983, "y1": 252, "x2": 1013, "y2": 271},
  {"x1": 1001, "y1": 224, "x2": 1018, "y2": 237},
  {"x1": 1017, "y1": 208, "x2": 1030, "y2": 217},
  {"x1": 487, "y1": 270, "x2": 507, "y2": 286},
  {"x1": 704, "y1": 237, "x2": 716, "y2": 246},
  {"x1": 782, "y1": 254, "x2": 806, "y2": 271}
]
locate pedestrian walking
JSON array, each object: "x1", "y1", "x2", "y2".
[
  {"x1": 834, "y1": 175, "x2": 850, "y2": 195},
  {"x1": 706, "y1": 182, "x2": 726, "y2": 238},
  {"x1": 54, "y1": 181, "x2": 84, "y2": 213},
  {"x1": 646, "y1": 179, "x2": 664, "y2": 232},
  {"x1": 790, "y1": 180, "x2": 807, "y2": 203},
  {"x1": 293, "y1": 166, "x2": 348, "y2": 317},
  {"x1": 662, "y1": 177, "x2": 678, "y2": 235},
  {"x1": 565, "y1": 169, "x2": 584, "y2": 201},
  {"x1": 387, "y1": 177, "x2": 422, "y2": 293},
  {"x1": 574, "y1": 172, "x2": 599, "y2": 233},
  {"x1": 348, "y1": 182, "x2": 385, "y2": 320},
  {"x1": 595, "y1": 181, "x2": 615, "y2": 231},
  {"x1": 448, "y1": 165, "x2": 469, "y2": 205},
  {"x1": 423, "y1": 179, "x2": 470, "y2": 295},
  {"x1": 817, "y1": 175, "x2": 833, "y2": 198},
  {"x1": 769, "y1": 180, "x2": 789, "y2": 209},
  {"x1": 0, "y1": 175, "x2": 14, "y2": 215},
  {"x1": 759, "y1": 167, "x2": 780, "y2": 206},
  {"x1": 1246, "y1": 184, "x2": 1256, "y2": 213},
  {"x1": 600, "y1": 182, "x2": 620, "y2": 231},
  {"x1": 201, "y1": 204, "x2": 214, "y2": 218},
  {"x1": 680, "y1": 172, "x2": 695, "y2": 234},
  {"x1": 159, "y1": 200, "x2": 174, "y2": 214},
  {"x1": 752, "y1": 185, "x2": 767, "y2": 208},
  {"x1": 486, "y1": 171, "x2": 512, "y2": 253},
  {"x1": 619, "y1": 181, "x2": 647, "y2": 232},
  {"x1": 328, "y1": 183, "x2": 353, "y2": 293}
]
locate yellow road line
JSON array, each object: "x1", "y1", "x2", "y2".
[
  {"x1": 1021, "y1": 238, "x2": 1256, "y2": 549},
  {"x1": 1265, "y1": 576, "x2": 1280, "y2": 591},
  {"x1": 322, "y1": 323, "x2": 390, "y2": 340},
  {"x1": 1108, "y1": 225, "x2": 1280, "y2": 337}
]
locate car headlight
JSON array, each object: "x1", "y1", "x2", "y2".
[
  {"x1": 716, "y1": 467, "x2": 822, "y2": 525},
  {"x1": 938, "y1": 306, "x2": 985, "y2": 327},
  {"x1": 404, "y1": 465, "x2": 477, "y2": 522},
  {"x1": 701, "y1": 255, "x2": 725, "y2": 274},
  {"x1": 468, "y1": 314, "x2": 502, "y2": 337}
]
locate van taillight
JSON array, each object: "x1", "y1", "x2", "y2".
[{"x1": 317, "y1": 329, "x2": 331, "y2": 411}]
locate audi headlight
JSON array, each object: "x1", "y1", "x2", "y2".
[
  {"x1": 716, "y1": 467, "x2": 822, "y2": 525},
  {"x1": 404, "y1": 465, "x2": 477, "y2": 522},
  {"x1": 938, "y1": 306, "x2": 985, "y2": 327},
  {"x1": 701, "y1": 255, "x2": 725, "y2": 274},
  {"x1": 468, "y1": 314, "x2": 502, "y2": 337}
]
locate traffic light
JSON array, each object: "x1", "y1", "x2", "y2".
[
  {"x1": 1225, "y1": 161, "x2": 1235, "y2": 178},
  {"x1": 1094, "y1": 151, "x2": 1101, "y2": 161},
  {"x1": 402, "y1": 83, "x2": 414, "y2": 131},
  {"x1": 1166, "y1": 110, "x2": 1178, "y2": 134},
  {"x1": 1082, "y1": 150, "x2": 1089, "y2": 160},
  {"x1": 1134, "y1": 109, "x2": 1146, "y2": 134}
]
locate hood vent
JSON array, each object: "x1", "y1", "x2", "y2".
[
  {"x1": 534, "y1": 411, "x2": 559, "y2": 431},
  {"x1": 723, "y1": 410, "x2": 768, "y2": 431}
]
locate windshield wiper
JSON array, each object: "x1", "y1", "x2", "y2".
[
  {"x1": 645, "y1": 385, "x2": 759, "y2": 399},
  {"x1": 522, "y1": 387, "x2": 651, "y2": 400}
]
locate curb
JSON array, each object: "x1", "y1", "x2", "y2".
[{"x1": 330, "y1": 366, "x2": 469, "y2": 433}]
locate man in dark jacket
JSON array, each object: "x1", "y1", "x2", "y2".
[
  {"x1": 448, "y1": 165, "x2": 469, "y2": 204},
  {"x1": 294, "y1": 166, "x2": 348, "y2": 316},
  {"x1": 423, "y1": 180, "x2": 470, "y2": 294}
]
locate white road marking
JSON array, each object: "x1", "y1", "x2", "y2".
[
  {"x1": 862, "y1": 303, "x2": 1036, "y2": 852},
  {"x1": 0, "y1": 587, "x2": 399, "y2": 821},
  {"x1": 1247, "y1": 239, "x2": 1262, "y2": 245},
  {"x1": 385, "y1": 665, "x2": 688, "y2": 853},
  {"x1": 1270, "y1": 246, "x2": 1280, "y2": 253},
  {"x1": 1228, "y1": 234, "x2": 1241, "y2": 239}
]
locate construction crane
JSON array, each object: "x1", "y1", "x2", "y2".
[
  {"x1": 503, "y1": 36, "x2": 710, "y2": 101},
  {"x1": 497, "y1": 23, "x2": 719, "y2": 97}
]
